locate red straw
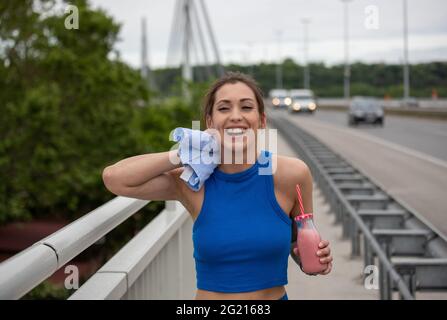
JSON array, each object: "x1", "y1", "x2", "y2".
[{"x1": 296, "y1": 184, "x2": 305, "y2": 216}]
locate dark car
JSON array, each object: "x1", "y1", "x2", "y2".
[{"x1": 348, "y1": 97, "x2": 384, "y2": 126}]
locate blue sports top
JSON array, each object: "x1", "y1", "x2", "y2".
[{"x1": 192, "y1": 150, "x2": 292, "y2": 293}]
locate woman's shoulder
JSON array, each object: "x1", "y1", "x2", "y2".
[
  {"x1": 272, "y1": 154, "x2": 313, "y2": 191},
  {"x1": 274, "y1": 154, "x2": 311, "y2": 180}
]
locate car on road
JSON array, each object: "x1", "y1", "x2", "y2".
[
  {"x1": 348, "y1": 97, "x2": 384, "y2": 126},
  {"x1": 288, "y1": 89, "x2": 317, "y2": 113},
  {"x1": 269, "y1": 89, "x2": 291, "y2": 109}
]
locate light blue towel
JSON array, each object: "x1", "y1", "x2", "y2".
[{"x1": 172, "y1": 127, "x2": 220, "y2": 192}]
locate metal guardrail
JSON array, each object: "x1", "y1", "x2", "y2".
[
  {"x1": 0, "y1": 196, "x2": 150, "y2": 299},
  {"x1": 269, "y1": 111, "x2": 447, "y2": 300},
  {"x1": 317, "y1": 98, "x2": 447, "y2": 109},
  {"x1": 315, "y1": 103, "x2": 447, "y2": 120}
]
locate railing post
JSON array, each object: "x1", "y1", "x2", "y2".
[
  {"x1": 335, "y1": 199, "x2": 345, "y2": 226},
  {"x1": 363, "y1": 240, "x2": 375, "y2": 274},
  {"x1": 363, "y1": 221, "x2": 374, "y2": 270},
  {"x1": 351, "y1": 222, "x2": 361, "y2": 257},
  {"x1": 400, "y1": 272, "x2": 416, "y2": 299},
  {"x1": 379, "y1": 241, "x2": 392, "y2": 300},
  {"x1": 177, "y1": 225, "x2": 183, "y2": 299},
  {"x1": 344, "y1": 209, "x2": 352, "y2": 239}
]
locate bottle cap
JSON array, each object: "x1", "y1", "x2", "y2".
[{"x1": 294, "y1": 213, "x2": 313, "y2": 221}]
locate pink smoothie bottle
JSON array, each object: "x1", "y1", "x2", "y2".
[{"x1": 294, "y1": 185, "x2": 328, "y2": 274}]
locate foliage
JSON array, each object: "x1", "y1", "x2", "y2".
[
  {"x1": 154, "y1": 60, "x2": 447, "y2": 99},
  {"x1": 0, "y1": 0, "x2": 200, "y2": 225},
  {"x1": 22, "y1": 280, "x2": 75, "y2": 300}
]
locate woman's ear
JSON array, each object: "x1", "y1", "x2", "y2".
[
  {"x1": 260, "y1": 112, "x2": 267, "y2": 129},
  {"x1": 206, "y1": 115, "x2": 213, "y2": 129}
]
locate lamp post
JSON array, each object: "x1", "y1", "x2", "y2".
[
  {"x1": 301, "y1": 18, "x2": 311, "y2": 89},
  {"x1": 275, "y1": 30, "x2": 283, "y2": 89},
  {"x1": 341, "y1": 0, "x2": 353, "y2": 103},
  {"x1": 403, "y1": 0, "x2": 410, "y2": 100},
  {"x1": 246, "y1": 41, "x2": 254, "y2": 76}
]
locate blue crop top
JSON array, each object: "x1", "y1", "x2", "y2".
[{"x1": 192, "y1": 150, "x2": 292, "y2": 293}]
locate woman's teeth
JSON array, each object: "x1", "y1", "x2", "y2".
[{"x1": 225, "y1": 128, "x2": 247, "y2": 136}]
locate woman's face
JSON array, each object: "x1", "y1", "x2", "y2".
[{"x1": 206, "y1": 82, "x2": 266, "y2": 160}]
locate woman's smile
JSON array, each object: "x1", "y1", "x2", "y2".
[{"x1": 224, "y1": 127, "x2": 247, "y2": 136}]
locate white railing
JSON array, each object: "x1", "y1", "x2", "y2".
[
  {"x1": 0, "y1": 197, "x2": 195, "y2": 300},
  {"x1": 69, "y1": 201, "x2": 195, "y2": 300}
]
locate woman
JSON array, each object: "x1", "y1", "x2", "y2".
[{"x1": 102, "y1": 72, "x2": 333, "y2": 300}]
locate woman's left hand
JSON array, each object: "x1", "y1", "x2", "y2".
[
  {"x1": 315, "y1": 240, "x2": 332, "y2": 275},
  {"x1": 292, "y1": 239, "x2": 333, "y2": 276}
]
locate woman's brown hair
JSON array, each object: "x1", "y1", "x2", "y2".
[{"x1": 201, "y1": 71, "x2": 265, "y2": 125}]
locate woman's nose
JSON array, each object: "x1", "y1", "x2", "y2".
[{"x1": 229, "y1": 107, "x2": 243, "y2": 121}]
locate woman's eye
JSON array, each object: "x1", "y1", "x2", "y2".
[
  {"x1": 218, "y1": 107, "x2": 229, "y2": 111},
  {"x1": 242, "y1": 106, "x2": 253, "y2": 110}
]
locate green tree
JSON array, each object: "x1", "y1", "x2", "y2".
[
  {"x1": 0, "y1": 0, "x2": 199, "y2": 225},
  {"x1": 154, "y1": 60, "x2": 447, "y2": 99}
]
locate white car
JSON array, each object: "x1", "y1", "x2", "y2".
[
  {"x1": 269, "y1": 89, "x2": 291, "y2": 109},
  {"x1": 288, "y1": 89, "x2": 317, "y2": 113}
]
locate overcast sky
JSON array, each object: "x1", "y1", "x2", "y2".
[{"x1": 89, "y1": 0, "x2": 447, "y2": 69}]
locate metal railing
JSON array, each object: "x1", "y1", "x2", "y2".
[
  {"x1": 0, "y1": 196, "x2": 195, "y2": 300},
  {"x1": 269, "y1": 110, "x2": 447, "y2": 300}
]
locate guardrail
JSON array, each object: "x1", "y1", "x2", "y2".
[
  {"x1": 269, "y1": 111, "x2": 447, "y2": 299},
  {"x1": 0, "y1": 196, "x2": 195, "y2": 300},
  {"x1": 315, "y1": 104, "x2": 447, "y2": 120},
  {"x1": 317, "y1": 98, "x2": 447, "y2": 109}
]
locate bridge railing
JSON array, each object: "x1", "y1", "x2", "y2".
[
  {"x1": 69, "y1": 201, "x2": 195, "y2": 300},
  {"x1": 0, "y1": 196, "x2": 195, "y2": 300}
]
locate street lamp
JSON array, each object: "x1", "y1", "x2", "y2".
[
  {"x1": 246, "y1": 41, "x2": 254, "y2": 76},
  {"x1": 301, "y1": 18, "x2": 311, "y2": 89},
  {"x1": 341, "y1": 0, "x2": 353, "y2": 103},
  {"x1": 403, "y1": 0, "x2": 410, "y2": 100},
  {"x1": 275, "y1": 30, "x2": 283, "y2": 89}
]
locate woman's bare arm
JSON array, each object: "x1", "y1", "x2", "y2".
[
  {"x1": 285, "y1": 157, "x2": 333, "y2": 275},
  {"x1": 102, "y1": 150, "x2": 184, "y2": 201}
]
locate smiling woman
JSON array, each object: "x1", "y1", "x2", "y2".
[
  {"x1": 101, "y1": 72, "x2": 333, "y2": 300},
  {"x1": 202, "y1": 74, "x2": 266, "y2": 169}
]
